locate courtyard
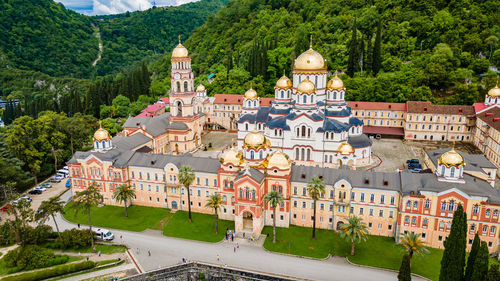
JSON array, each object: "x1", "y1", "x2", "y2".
[{"x1": 193, "y1": 131, "x2": 238, "y2": 158}]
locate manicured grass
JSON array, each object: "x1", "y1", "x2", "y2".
[
  {"x1": 163, "y1": 211, "x2": 234, "y2": 242},
  {"x1": 63, "y1": 202, "x2": 171, "y2": 232},
  {"x1": 43, "y1": 242, "x2": 127, "y2": 255}
]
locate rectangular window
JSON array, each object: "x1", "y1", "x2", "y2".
[
  {"x1": 369, "y1": 209, "x2": 374, "y2": 216},
  {"x1": 380, "y1": 195, "x2": 385, "y2": 204},
  {"x1": 370, "y1": 194, "x2": 374, "y2": 203},
  {"x1": 360, "y1": 193, "x2": 365, "y2": 202},
  {"x1": 379, "y1": 210, "x2": 384, "y2": 217},
  {"x1": 390, "y1": 196, "x2": 395, "y2": 205},
  {"x1": 329, "y1": 204, "x2": 333, "y2": 211},
  {"x1": 320, "y1": 203, "x2": 324, "y2": 210},
  {"x1": 302, "y1": 202, "x2": 306, "y2": 208},
  {"x1": 302, "y1": 188, "x2": 307, "y2": 196},
  {"x1": 351, "y1": 192, "x2": 355, "y2": 200},
  {"x1": 359, "y1": 207, "x2": 364, "y2": 215},
  {"x1": 293, "y1": 201, "x2": 297, "y2": 207},
  {"x1": 293, "y1": 186, "x2": 297, "y2": 195}
]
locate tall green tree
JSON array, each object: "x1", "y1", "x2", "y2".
[
  {"x1": 0, "y1": 135, "x2": 28, "y2": 200},
  {"x1": 73, "y1": 182, "x2": 102, "y2": 247},
  {"x1": 7, "y1": 199, "x2": 35, "y2": 247},
  {"x1": 470, "y1": 241, "x2": 489, "y2": 281},
  {"x1": 486, "y1": 264, "x2": 500, "y2": 281},
  {"x1": 178, "y1": 166, "x2": 195, "y2": 223},
  {"x1": 372, "y1": 19, "x2": 382, "y2": 76},
  {"x1": 399, "y1": 232, "x2": 429, "y2": 261},
  {"x1": 264, "y1": 190, "x2": 284, "y2": 244},
  {"x1": 36, "y1": 196, "x2": 65, "y2": 237},
  {"x1": 307, "y1": 177, "x2": 325, "y2": 240},
  {"x1": 397, "y1": 254, "x2": 411, "y2": 281},
  {"x1": 113, "y1": 185, "x2": 136, "y2": 218},
  {"x1": 439, "y1": 204, "x2": 467, "y2": 281},
  {"x1": 347, "y1": 19, "x2": 358, "y2": 77},
  {"x1": 339, "y1": 216, "x2": 368, "y2": 256},
  {"x1": 205, "y1": 193, "x2": 223, "y2": 234},
  {"x1": 464, "y1": 232, "x2": 481, "y2": 281}
]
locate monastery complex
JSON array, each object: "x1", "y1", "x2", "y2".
[{"x1": 69, "y1": 41, "x2": 500, "y2": 252}]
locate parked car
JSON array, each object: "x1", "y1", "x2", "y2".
[
  {"x1": 40, "y1": 183, "x2": 52, "y2": 188},
  {"x1": 406, "y1": 159, "x2": 419, "y2": 164},
  {"x1": 409, "y1": 163, "x2": 422, "y2": 173},
  {"x1": 49, "y1": 177, "x2": 62, "y2": 183},
  {"x1": 65, "y1": 179, "x2": 71, "y2": 188},
  {"x1": 20, "y1": 196, "x2": 32, "y2": 202},
  {"x1": 1, "y1": 205, "x2": 11, "y2": 212},
  {"x1": 34, "y1": 186, "x2": 47, "y2": 192},
  {"x1": 94, "y1": 228, "x2": 114, "y2": 241},
  {"x1": 28, "y1": 189, "x2": 42, "y2": 195}
]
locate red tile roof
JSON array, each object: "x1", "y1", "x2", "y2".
[
  {"x1": 348, "y1": 101, "x2": 405, "y2": 111},
  {"x1": 473, "y1": 102, "x2": 487, "y2": 113},
  {"x1": 476, "y1": 106, "x2": 500, "y2": 131},
  {"x1": 160, "y1": 97, "x2": 170, "y2": 104},
  {"x1": 142, "y1": 103, "x2": 165, "y2": 113},
  {"x1": 260, "y1": 97, "x2": 274, "y2": 106},
  {"x1": 406, "y1": 101, "x2": 475, "y2": 116},
  {"x1": 363, "y1": 126, "x2": 405, "y2": 136},
  {"x1": 214, "y1": 94, "x2": 274, "y2": 106}
]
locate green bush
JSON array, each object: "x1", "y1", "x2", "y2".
[
  {"x1": 3, "y1": 245, "x2": 69, "y2": 271},
  {"x1": 0, "y1": 222, "x2": 16, "y2": 246},
  {"x1": 24, "y1": 225, "x2": 53, "y2": 245},
  {"x1": 0, "y1": 261, "x2": 96, "y2": 281},
  {"x1": 55, "y1": 229, "x2": 92, "y2": 249}
]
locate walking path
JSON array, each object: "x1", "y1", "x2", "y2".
[
  {"x1": 47, "y1": 190, "x2": 427, "y2": 281},
  {"x1": 62, "y1": 263, "x2": 135, "y2": 281}
]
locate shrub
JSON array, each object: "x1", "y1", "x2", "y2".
[
  {"x1": 25, "y1": 225, "x2": 53, "y2": 245},
  {"x1": 3, "y1": 245, "x2": 69, "y2": 271},
  {"x1": 0, "y1": 222, "x2": 16, "y2": 246},
  {"x1": 0, "y1": 261, "x2": 96, "y2": 281},
  {"x1": 55, "y1": 228, "x2": 92, "y2": 249}
]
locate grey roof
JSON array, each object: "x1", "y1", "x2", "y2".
[
  {"x1": 166, "y1": 122, "x2": 188, "y2": 130},
  {"x1": 113, "y1": 133, "x2": 152, "y2": 151},
  {"x1": 348, "y1": 134, "x2": 372, "y2": 148},
  {"x1": 425, "y1": 148, "x2": 497, "y2": 173},
  {"x1": 127, "y1": 152, "x2": 221, "y2": 173},
  {"x1": 122, "y1": 113, "x2": 171, "y2": 137},
  {"x1": 67, "y1": 149, "x2": 136, "y2": 168},
  {"x1": 235, "y1": 167, "x2": 265, "y2": 183}
]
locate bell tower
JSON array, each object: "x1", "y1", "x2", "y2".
[{"x1": 170, "y1": 35, "x2": 196, "y2": 119}]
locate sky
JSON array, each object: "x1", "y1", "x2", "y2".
[{"x1": 56, "y1": 0, "x2": 199, "y2": 15}]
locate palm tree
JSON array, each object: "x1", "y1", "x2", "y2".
[
  {"x1": 178, "y1": 165, "x2": 195, "y2": 223},
  {"x1": 399, "y1": 232, "x2": 429, "y2": 261},
  {"x1": 36, "y1": 196, "x2": 65, "y2": 237},
  {"x1": 73, "y1": 181, "x2": 102, "y2": 246},
  {"x1": 113, "y1": 184, "x2": 136, "y2": 217},
  {"x1": 339, "y1": 215, "x2": 369, "y2": 256},
  {"x1": 307, "y1": 177, "x2": 325, "y2": 240},
  {"x1": 264, "y1": 190, "x2": 284, "y2": 243},
  {"x1": 205, "y1": 193, "x2": 223, "y2": 234}
]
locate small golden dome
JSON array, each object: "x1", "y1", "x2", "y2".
[
  {"x1": 294, "y1": 47, "x2": 326, "y2": 71},
  {"x1": 243, "y1": 131, "x2": 269, "y2": 149},
  {"x1": 488, "y1": 84, "x2": 500, "y2": 97},
  {"x1": 172, "y1": 43, "x2": 189, "y2": 58},
  {"x1": 327, "y1": 75, "x2": 345, "y2": 90},
  {"x1": 267, "y1": 150, "x2": 291, "y2": 169},
  {"x1": 94, "y1": 127, "x2": 111, "y2": 141},
  {"x1": 338, "y1": 142, "x2": 354, "y2": 155},
  {"x1": 275, "y1": 75, "x2": 292, "y2": 89},
  {"x1": 296, "y1": 78, "x2": 316, "y2": 94},
  {"x1": 196, "y1": 84, "x2": 206, "y2": 92},
  {"x1": 244, "y1": 88, "x2": 258, "y2": 100},
  {"x1": 438, "y1": 149, "x2": 465, "y2": 167},
  {"x1": 220, "y1": 147, "x2": 243, "y2": 166}
]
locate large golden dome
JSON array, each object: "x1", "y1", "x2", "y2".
[
  {"x1": 294, "y1": 47, "x2": 327, "y2": 71},
  {"x1": 196, "y1": 84, "x2": 206, "y2": 92},
  {"x1": 94, "y1": 127, "x2": 111, "y2": 141},
  {"x1": 327, "y1": 75, "x2": 345, "y2": 90},
  {"x1": 220, "y1": 147, "x2": 243, "y2": 166},
  {"x1": 275, "y1": 75, "x2": 292, "y2": 89},
  {"x1": 244, "y1": 88, "x2": 258, "y2": 100},
  {"x1": 267, "y1": 150, "x2": 291, "y2": 169},
  {"x1": 338, "y1": 142, "x2": 354, "y2": 155},
  {"x1": 438, "y1": 149, "x2": 465, "y2": 167},
  {"x1": 296, "y1": 78, "x2": 316, "y2": 94},
  {"x1": 488, "y1": 84, "x2": 500, "y2": 97},
  {"x1": 243, "y1": 131, "x2": 269, "y2": 149},
  {"x1": 172, "y1": 43, "x2": 189, "y2": 58}
]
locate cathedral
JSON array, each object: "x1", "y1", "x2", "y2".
[{"x1": 237, "y1": 42, "x2": 372, "y2": 168}]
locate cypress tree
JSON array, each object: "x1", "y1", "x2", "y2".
[
  {"x1": 464, "y1": 232, "x2": 481, "y2": 281},
  {"x1": 365, "y1": 34, "x2": 373, "y2": 74},
  {"x1": 486, "y1": 264, "x2": 500, "y2": 281},
  {"x1": 439, "y1": 204, "x2": 467, "y2": 281},
  {"x1": 398, "y1": 254, "x2": 411, "y2": 281},
  {"x1": 347, "y1": 18, "x2": 358, "y2": 77},
  {"x1": 372, "y1": 19, "x2": 382, "y2": 76},
  {"x1": 470, "y1": 241, "x2": 489, "y2": 281}
]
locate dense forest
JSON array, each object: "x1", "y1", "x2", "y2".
[{"x1": 180, "y1": 0, "x2": 499, "y2": 104}]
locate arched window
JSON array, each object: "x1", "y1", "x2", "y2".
[
  {"x1": 250, "y1": 151, "x2": 255, "y2": 159},
  {"x1": 259, "y1": 150, "x2": 263, "y2": 159},
  {"x1": 95, "y1": 141, "x2": 99, "y2": 149},
  {"x1": 450, "y1": 167, "x2": 455, "y2": 177},
  {"x1": 486, "y1": 209, "x2": 491, "y2": 216},
  {"x1": 245, "y1": 188, "x2": 249, "y2": 199},
  {"x1": 301, "y1": 148, "x2": 305, "y2": 160},
  {"x1": 425, "y1": 200, "x2": 430, "y2": 209},
  {"x1": 176, "y1": 81, "x2": 181, "y2": 92},
  {"x1": 183, "y1": 81, "x2": 188, "y2": 92},
  {"x1": 311, "y1": 95, "x2": 314, "y2": 103},
  {"x1": 303, "y1": 95, "x2": 307, "y2": 104},
  {"x1": 301, "y1": 126, "x2": 306, "y2": 137},
  {"x1": 441, "y1": 201, "x2": 446, "y2": 211},
  {"x1": 252, "y1": 190, "x2": 255, "y2": 200},
  {"x1": 296, "y1": 127, "x2": 300, "y2": 137},
  {"x1": 253, "y1": 100, "x2": 257, "y2": 106},
  {"x1": 473, "y1": 205, "x2": 478, "y2": 214},
  {"x1": 307, "y1": 149, "x2": 311, "y2": 161},
  {"x1": 281, "y1": 90, "x2": 284, "y2": 99},
  {"x1": 245, "y1": 124, "x2": 248, "y2": 131},
  {"x1": 448, "y1": 200, "x2": 454, "y2": 211},
  {"x1": 230, "y1": 181, "x2": 234, "y2": 189},
  {"x1": 308, "y1": 128, "x2": 311, "y2": 138},
  {"x1": 102, "y1": 140, "x2": 106, "y2": 148},
  {"x1": 441, "y1": 165, "x2": 445, "y2": 175},
  {"x1": 333, "y1": 92, "x2": 337, "y2": 100},
  {"x1": 239, "y1": 188, "x2": 243, "y2": 198},
  {"x1": 295, "y1": 148, "x2": 300, "y2": 160},
  {"x1": 278, "y1": 186, "x2": 282, "y2": 193}
]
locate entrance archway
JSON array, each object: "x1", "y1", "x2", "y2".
[
  {"x1": 336, "y1": 221, "x2": 344, "y2": 230},
  {"x1": 243, "y1": 212, "x2": 253, "y2": 230},
  {"x1": 338, "y1": 159, "x2": 343, "y2": 167},
  {"x1": 176, "y1": 101, "x2": 182, "y2": 117}
]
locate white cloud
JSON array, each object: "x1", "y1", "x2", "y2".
[{"x1": 93, "y1": 0, "x2": 153, "y2": 15}]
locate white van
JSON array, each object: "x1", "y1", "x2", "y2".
[
  {"x1": 57, "y1": 169, "x2": 69, "y2": 178},
  {"x1": 95, "y1": 228, "x2": 114, "y2": 241}
]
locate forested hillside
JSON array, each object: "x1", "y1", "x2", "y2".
[
  {"x1": 182, "y1": 0, "x2": 500, "y2": 104},
  {"x1": 96, "y1": 0, "x2": 229, "y2": 75}
]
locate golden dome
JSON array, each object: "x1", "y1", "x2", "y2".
[
  {"x1": 244, "y1": 88, "x2": 258, "y2": 100},
  {"x1": 196, "y1": 84, "x2": 206, "y2": 92},
  {"x1": 275, "y1": 75, "x2": 292, "y2": 89},
  {"x1": 294, "y1": 47, "x2": 326, "y2": 71},
  {"x1": 438, "y1": 149, "x2": 465, "y2": 167},
  {"x1": 172, "y1": 43, "x2": 189, "y2": 58},
  {"x1": 93, "y1": 127, "x2": 111, "y2": 141},
  {"x1": 267, "y1": 150, "x2": 291, "y2": 169},
  {"x1": 243, "y1": 131, "x2": 269, "y2": 149},
  {"x1": 296, "y1": 78, "x2": 316, "y2": 94},
  {"x1": 327, "y1": 75, "x2": 345, "y2": 90},
  {"x1": 488, "y1": 84, "x2": 500, "y2": 97},
  {"x1": 220, "y1": 147, "x2": 243, "y2": 166},
  {"x1": 338, "y1": 142, "x2": 354, "y2": 155}
]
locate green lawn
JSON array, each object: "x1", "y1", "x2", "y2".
[
  {"x1": 163, "y1": 211, "x2": 234, "y2": 242},
  {"x1": 63, "y1": 202, "x2": 171, "y2": 232},
  {"x1": 42, "y1": 242, "x2": 127, "y2": 255}
]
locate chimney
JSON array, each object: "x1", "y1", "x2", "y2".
[
  {"x1": 150, "y1": 160, "x2": 156, "y2": 165},
  {"x1": 458, "y1": 107, "x2": 462, "y2": 113},
  {"x1": 355, "y1": 104, "x2": 359, "y2": 107},
  {"x1": 423, "y1": 107, "x2": 427, "y2": 112},
  {"x1": 486, "y1": 113, "x2": 493, "y2": 117},
  {"x1": 388, "y1": 105, "x2": 392, "y2": 109},
  {"x1": 494, "y1": 118, "x2": 500, "y2": 122}
]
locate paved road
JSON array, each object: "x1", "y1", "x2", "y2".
[{"x1": 50, "y1": 190, "x2": 426, "y2": 281}]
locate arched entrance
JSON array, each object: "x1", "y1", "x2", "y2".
[
  {"x1": 336, "y1": 221, "x2": 344, "y2": 230},
  {"x1": 243, "y1": 212, "x2": 253, "y2": 231},
  {"x1": 171, "y1": 201, "x2": 178, "y2": 209},
  {"x1": 176, "y1": 101, "x2": 182, "y2": 117},
  {"x1": 338, "y1": 159, "x2": 343, "y2": 167},
  {"x1": 195, "y1": 135, "x2": 199, "y2": 147}
]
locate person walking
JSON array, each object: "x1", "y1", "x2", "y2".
[
  {"x1": 231, "y1": 234, "x2": 234, "y2": 241},
  {"x1": 233, "y1": 246, "x2": 236, "y2": 253},
  {"x1": 78, "y1": 223, "x2": 80, "y2": 229},
  {"x1": 98, "y1": 251, "x2": 101, "y2": 257},
  {"x1": 148, "y1": 249, "x2": 151, "y2": 256},
  {"x1": 216, "y1": 254, "x2": 220, "y2": 261},
  {"x1": 136, "y1": 248, "x2": 140, "y2": 255}
]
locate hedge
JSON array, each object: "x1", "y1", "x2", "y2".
[{"x1": 0, "y1": 261, "x2": 96, "y2": 281}]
